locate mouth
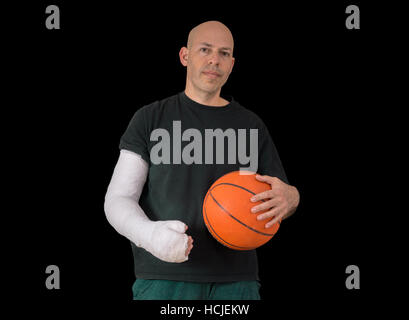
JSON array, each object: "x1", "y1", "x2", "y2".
[{"x1": 202, "y1": 71, "x2": 221, "y2": 79}]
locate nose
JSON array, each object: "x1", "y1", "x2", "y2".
[{"x1": 208, "y1": 51, "x2": 220, "y2": 66}]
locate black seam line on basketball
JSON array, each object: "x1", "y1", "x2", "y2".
[
  {"x1": 205, "y1": 205, "x2": 255, "y2": 250},
  {"x1": 208, "y1": 191, "x2": 275, "y2": 237},
  {"x1": 204, "y1": 192, "x2": 256, "y2": 250},
  {"x1": 210, "y1": 183, "x2": 266, "y2": 202}
]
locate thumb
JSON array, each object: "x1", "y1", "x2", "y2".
[{"x1": 166, "y1": 220, "x2": 187, "y2": 234}]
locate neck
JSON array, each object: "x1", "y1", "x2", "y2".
[{"x1": 184, "y1": 83, "x2": 227, "y2": 107}]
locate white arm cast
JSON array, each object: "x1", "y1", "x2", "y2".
[{"x1": 104, "y1": 149, "x2": 189, "y2": 263}]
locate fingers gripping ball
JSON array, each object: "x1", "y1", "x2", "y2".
[{"x1": 203, "y1": 171, "x2": 280, "y2": 250}]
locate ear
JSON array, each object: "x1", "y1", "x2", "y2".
[
  {"x1": 227, "y1": 56, "x2": 235, "y2": 75},
  {"x1": 179, "y1": 47, "x2": 189, "y2": 66}
]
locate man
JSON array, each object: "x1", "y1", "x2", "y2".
[{"x1": 104, "y1": 21, "x2": 299, "y2": 300}]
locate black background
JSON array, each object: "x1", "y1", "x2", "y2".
[{"x1": 4, "y1": 0, "x2": 405, "y2": 314}]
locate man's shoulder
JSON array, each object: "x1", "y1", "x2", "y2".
[
  {"x1": 231, "y1": 99, "x2": 265, "y2": 126},
  {"x1": 141, "y1": 93, "x2": 180, "y2": 111}
]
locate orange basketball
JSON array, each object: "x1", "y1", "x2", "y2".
[{"x1": 202, "y1": 170, "x2": 280, "y2": 250}]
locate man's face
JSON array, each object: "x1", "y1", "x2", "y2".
[{"x1": 182, "y1": 30, "x2": 235, "y2": 95}]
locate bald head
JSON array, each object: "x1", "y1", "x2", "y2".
[
  {"x1": 180, "y1": 20, "x2": 235, "y2": 104},
  {"x1": 187, "y1": 21, "x2": 234, "y2": 52}
]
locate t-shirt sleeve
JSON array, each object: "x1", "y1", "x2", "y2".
[
  {"x1": 257, "y1": 120, "x2": 289, "y2": 184},
  {"x1": 119, "y1": 107, "x2": 151, "y2": 165}
]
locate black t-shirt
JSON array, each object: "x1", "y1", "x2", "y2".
[{"x1": 119, "y1": 92, "x2": 288, "y2": 282}]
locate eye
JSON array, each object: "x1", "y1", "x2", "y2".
[
  {"x1": 200, "y1": 47, "x2": 209, "y2": 53},
  {"x1": 221, "y1": 51, "x2": 230, "y2": 57}
]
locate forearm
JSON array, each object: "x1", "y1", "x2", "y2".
[
  {"x1": 103, "y1": 150, "x2": 190, "y2": 263},
  {"x1": 104, "y1": 194, "x2": 152, "y2": 248},
  {"x1": 283, "y1": 185, "x2": 300, "y2": 220},
  {"x1": 103, "y1": 150, "x2": 152, "y2": 247}
]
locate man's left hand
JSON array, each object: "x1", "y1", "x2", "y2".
[{"x1": 250, "y1": 175, "x2": 300, "y2": 228}]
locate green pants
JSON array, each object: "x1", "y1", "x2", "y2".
[{"x1": 132, "y1": 279, "x2": 261, "y2": 300}]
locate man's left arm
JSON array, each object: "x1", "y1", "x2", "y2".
[{"x1": 250, "y1": 175, "x2": 300, "y2": 228}]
